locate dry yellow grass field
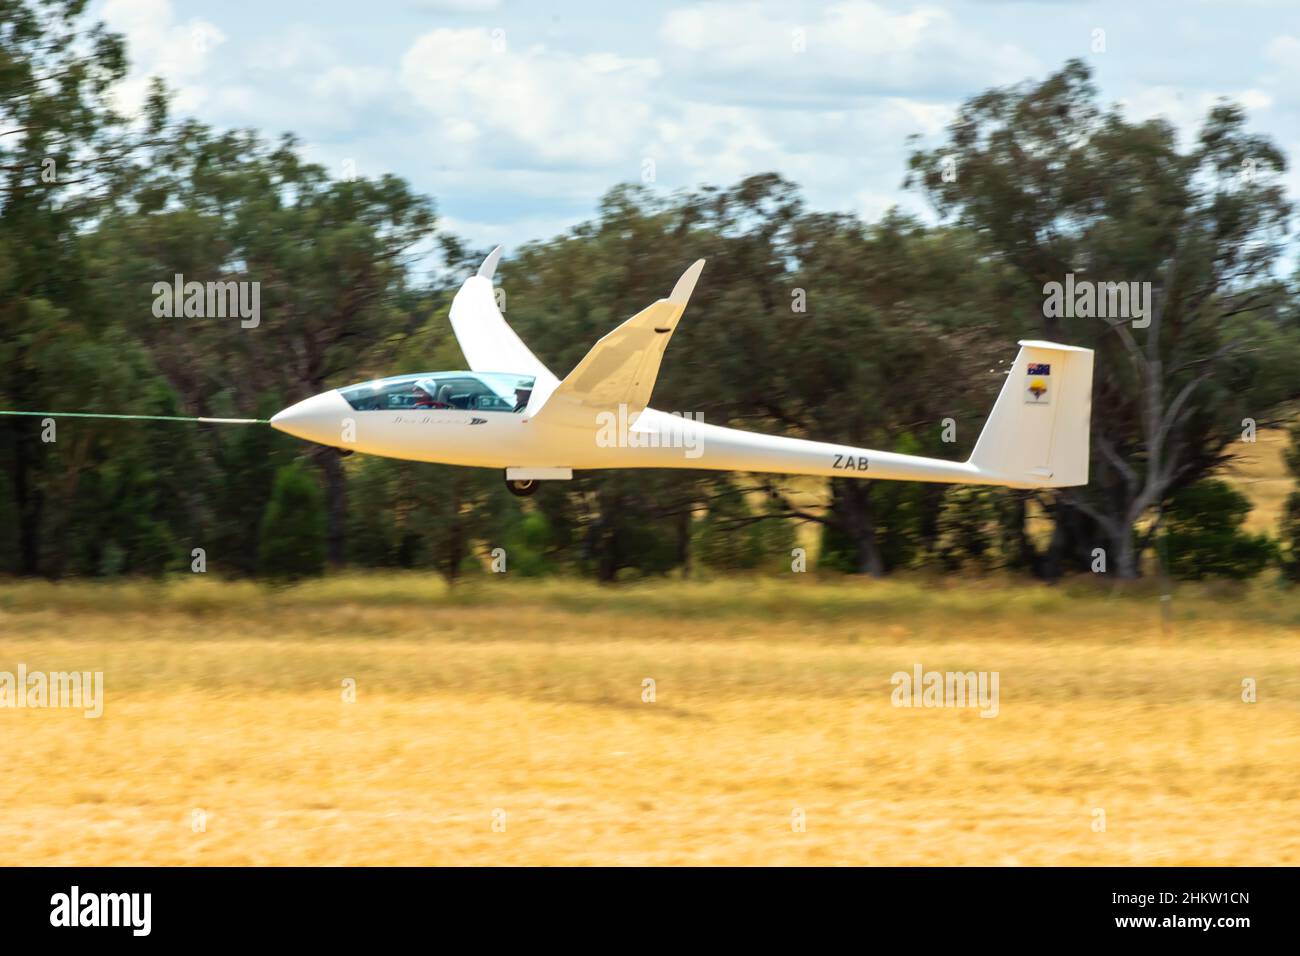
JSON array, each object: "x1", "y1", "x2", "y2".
[
  {"x1": 1225, "y1": 426, "x2": 1293, "y2": 535},
  {"x1": 1, "y1": 574, "x2": 1297, "y2": 866}
]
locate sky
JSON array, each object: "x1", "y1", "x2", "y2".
[{"x1": 90, "y1": 0, "x2": 1300, "y2": 253}]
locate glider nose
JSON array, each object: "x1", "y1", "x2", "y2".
[{"x1": 269, "y1": 390, "x2": 353, "y2": 446}]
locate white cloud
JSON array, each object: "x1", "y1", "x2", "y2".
[
  {"x1": 1265, "y1": 34, "x2": 1300, "y2": 64},
  {"x1": 390, "y1": 15, "x2": 963, "y2": 240},
  {"x1": 438, "y1": 211, "x2": 584, "y2": 253},
  {"x1": 92, "y1": 0, "x2": 1300, "y2": 254},
  {"x1": 101, "y1": 0, "x2": 224, "y2": 114},
  {"x1": 409, "y1": 0, "x2": 501, "y2": 11},
  {"x1": 384, "y1": 8, "x2": 991, "y2": 244},
  {"x1": 245, "y1": 26, "x2": 336, "y2": 75},
  {"x1": 1262, "y1": 35, "x2": 1300, "y2": 109},
  {"x1": 400, "y1": 28, "x2": 661, "y2": 168},
  {"x1": 660, "y1": 0, "x2": 1041, "y2": 105},
  {"x1": 313, "y1": 66, "x2": 392, "y2": 106},
  {"x1": 1117, "y1": 86, "x2": 1275, "y2": 146}
]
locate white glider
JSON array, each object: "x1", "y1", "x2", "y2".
[{"x1": 269, "y1": 249, "x2": 1094, "y2": 496}]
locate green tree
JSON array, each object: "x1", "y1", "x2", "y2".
[
  {"x1": 500, "y1": 509, "x2": 559, "y2": 577},
  {"x1": 0, "y1": 0, "x2": 166, "y2": 575},
  {"x1": 1162, "y1": 480, "x2": 1275, "y2": 580},
  {"x1": 693, "y1": 482, "x2": 794, "y2": 573},
  {"x1": 105, "y1": 125, "x2": 438, "y2": 568},
  {"x1": 258, "y1": 464, "x2": 327, "y2": 579}
]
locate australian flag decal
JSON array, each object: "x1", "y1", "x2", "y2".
[{"x1": 1025, "y1": 363, "x2": 1051, "y2": 404}]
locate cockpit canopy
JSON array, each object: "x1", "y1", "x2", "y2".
[{"x1": 340, "y1": 372, "x2": 536, "y2": 413}]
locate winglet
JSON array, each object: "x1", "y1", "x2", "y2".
[
  {"x1": 669, "y1": 259, "x2": 705, "y2": 305},
  {"x1": 477, "y1": 245, "x2": 504, "y2": 280}
]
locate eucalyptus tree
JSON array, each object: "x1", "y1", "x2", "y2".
[
  {"x1": 0, "y1": 0, "x2": 173, "y2": 573},
  {"x1": 908, "y1": 59, "x2": 1299, "y2": 577}
]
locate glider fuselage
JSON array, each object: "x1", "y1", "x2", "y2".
[{"x1": 270, "y1": 381, "x2": 1024, "y2": 486}]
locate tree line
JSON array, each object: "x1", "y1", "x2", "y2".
[{"x1": 3, "y1": 1, "x2": 1299, "y2": 582}]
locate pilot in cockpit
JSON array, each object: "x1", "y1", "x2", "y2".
[{"x1": 412, "y1": 384, "x2": 446, "y2": 409}]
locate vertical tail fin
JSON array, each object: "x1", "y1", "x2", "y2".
[{"x1": 968, "y1": 340, "x2": 1094, "y2": 488}]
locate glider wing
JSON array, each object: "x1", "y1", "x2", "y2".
[
  {"x1": 529, "y1": 259, "x2": 704, "y2": 423},
  {"x1": 449, "y1": 246, "x2": 561, "y2": 396}
]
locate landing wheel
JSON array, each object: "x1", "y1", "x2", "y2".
[{"x1": 505, "y1": 476, "x2": 538, "y2": 498}]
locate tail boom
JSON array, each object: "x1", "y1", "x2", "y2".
[
  {"x1": 587, "y1": 411, "x2": 1010, "y2": 485},
  {"x1": 570, "y1": 339, "x2": 1093, "y2": 490}
]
